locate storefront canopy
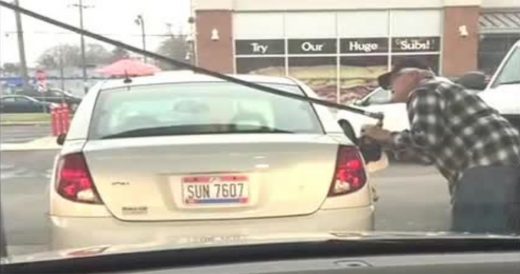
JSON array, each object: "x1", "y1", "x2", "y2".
[{"x1": 480, "y1": 11, "x2": 520, "y2": 34}]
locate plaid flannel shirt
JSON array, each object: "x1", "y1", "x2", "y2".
[{"x1": 390, "y1": 78, "x2": 520, "y2": 191}]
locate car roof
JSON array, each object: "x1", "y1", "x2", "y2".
[{"x1": 96, "y1": 71, "x2": 299, "y2": 91}]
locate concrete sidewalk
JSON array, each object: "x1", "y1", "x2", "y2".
[
  {"x1": 0, "y1": 136, "x2": 60, "y2": 151},
  {"x1": 0, "y1": 114, "x2": 51, "y2": 127},
  {"x1": 0, "y1": 121, "x2": 51, "y2": 126}
]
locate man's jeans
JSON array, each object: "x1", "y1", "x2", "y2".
[{"x1": 452, "y1": 165, "x2": 520, "y2": 234}]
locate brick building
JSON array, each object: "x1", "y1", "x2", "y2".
[{"x1": 192, "y1": 0, "x2": 520, "y2": 102}]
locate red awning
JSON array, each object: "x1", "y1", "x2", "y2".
[{"x1": 97, "y1": 59, "x2": 161, "y2": 77}]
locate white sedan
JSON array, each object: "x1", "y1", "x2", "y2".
[{"x1": 49, "y1": 73, "x2": 378, "y2": 250}]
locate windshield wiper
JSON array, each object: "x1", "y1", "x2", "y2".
[{"x1": 100, "y1": 125, "x2": 295, "y2": 139}]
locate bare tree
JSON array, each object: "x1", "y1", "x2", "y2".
[
  {"x1": 86, "y1": 43, "x2": 111, "y2": 65},
  {"x1": 37, "y1": 43, "x2": 111, "y2": 69},
  {"x1": 1, "y1": 63, "x2": 22, "y2": 75},
  {"x1": 156, "y1": 35, "x2": 188, "y2": 70},
  {"x1": 109, "y1": 47, "x2": 130, "y2": 62}
]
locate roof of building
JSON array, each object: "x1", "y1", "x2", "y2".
[{"x1": 480, "y1": 11, "x2": 520, "y2": 33}]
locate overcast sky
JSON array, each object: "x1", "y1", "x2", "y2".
[{"x1": 0, "y1": 0, "x2": 191, "y2": 66}]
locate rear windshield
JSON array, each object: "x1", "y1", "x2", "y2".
[{"x1": 89, "y1": 82, "x2": 323, "y2": 139}]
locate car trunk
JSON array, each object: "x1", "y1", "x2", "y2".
[{"x1": 82, "y1": 134, "x2": 341, "y2": 221}]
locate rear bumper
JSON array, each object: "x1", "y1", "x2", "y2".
[{"x1": 50, "y1": 206, "x2": 374, "y2": 250}]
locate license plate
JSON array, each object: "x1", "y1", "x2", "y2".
[
  {"x1": 182, "y1": 175, "x2": 249, "y2": 205},
  {"x1": 176, "y1": 235, "x2": 246, "y2": 245}
]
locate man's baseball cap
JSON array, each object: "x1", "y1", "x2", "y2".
[{"x1": 377, "y1": 57, "x2": 431, "y2": 89}]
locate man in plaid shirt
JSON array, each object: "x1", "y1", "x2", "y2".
[{"x1": 363, "y1": 58, "x2": 520, "y2": 234}]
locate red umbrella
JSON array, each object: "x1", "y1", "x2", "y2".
[{"x1": 97, "y1": 59, "x2": 161, "y2": 77}]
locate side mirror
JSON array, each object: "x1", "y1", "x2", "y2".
[
  {"x1": 56, "y1": 133, "x2": 66, "y2": 145},
  {"x1": 456, "y1": 71, "x2": 487, "y2": 91}
]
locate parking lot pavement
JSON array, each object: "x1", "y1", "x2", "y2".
[
  {"x1": 0, "y1": 150, "x2": 450, "y2": 256},
  {"x1": 0, "y1": 125, "x2": 52, "y2": 144},
  {"x1": 371, "y1": 163, "x2": 451, "y2": 232},
  {"x1": 1, "y1": 150, "x2": 56, "y2": 256}
]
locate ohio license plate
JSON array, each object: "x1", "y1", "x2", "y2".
[{"x1": 182, "y1": 175, "x2": 249, "y2": 205}]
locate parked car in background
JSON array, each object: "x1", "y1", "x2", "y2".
[
  {"x1": 16, "y1": 88, "x2": 82, "y2": 109},
  {"x1": 50, "y1": 73, "x2": 384, "y2": 250},
  {"x1": 478, "y1": 40, "x2": 520, "y2": 132},
  {"x1": 336, "y1": 87, "x2": 407, "y2": 138},
  {"x1": 0, "y1": 95, "x2": 57, "y2": 113},
  {"x1": 335, "y1": 76, "x2": 466, "y2": 139}
]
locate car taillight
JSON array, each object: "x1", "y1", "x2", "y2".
[
  {"x1": 56, "y1": 153, "x2": 102, "y2": 204},
  {"x1": 328, "y1": 146, "x2": 367, "y2": 197}
]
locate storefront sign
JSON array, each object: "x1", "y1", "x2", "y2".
[
  {"x1": 341, "y1": 38, "x2": 388, "y2": 54},
  {"x1": 235, "y1": 39, "x2": 285, "y2": 55},
  {"x1": 288, "y1": 39, "x2": 336, "y2": 54},
  {"x1": 391, "y1": 37, "x2": 440, "y2": 52}
]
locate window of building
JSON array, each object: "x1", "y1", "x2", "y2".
[
  {"x1": 233, "y1": 10, "x2": 442, "y2": 103},
  {"x1": 478, "y1": 33, "x2": 520, "y2": 76}
]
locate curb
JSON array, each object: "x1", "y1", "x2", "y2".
[
  {"x1": 0, "y1": 122, "x2": 51, "y2": 127},
  {"x1": 0, "y1": 146, "x2": 60, "y2": 152},
  {"x1": 0, "y1": 136, "x2": 60, "y2": 151}
]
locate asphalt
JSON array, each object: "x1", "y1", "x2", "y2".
[
  {"x1": 0, "y1": 150, "x2": 450, "y2": 256},
  {"x1": 1, "y1": 150, "x2": 56, "y2": 256},
  {"x1": 0, "y1": 125, "x2": 52, "y2": 144}
]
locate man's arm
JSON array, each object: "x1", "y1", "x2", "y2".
[
  {"x1": 391, "y1": 88, "x2": 445, "y2": 151},
  {"x1": 392, "y1": 145, "x2": 434, "y2": 163}
]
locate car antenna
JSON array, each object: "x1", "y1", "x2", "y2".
[{"x1": 0, "y1": 1, "x2": 384, "y2": 121}]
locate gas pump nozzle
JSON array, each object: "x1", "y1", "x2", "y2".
[
  {"x1": 365, "y1": 111, "x2": 385, "y2": 127},
  {"x1": 359, "y1": 111, "x2": 386, "y2": 163}
]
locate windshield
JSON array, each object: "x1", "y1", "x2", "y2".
[
  {"x1": 492, "y1": 46, "x2": 520, "y2": 87},
  {"x1": 360, "y1": 87, "x2": 391, "y2": 105},
  {"x1": 89, "y1": 82, "x2": 323, "y2": 139},
  {"x1": 1, "y1": 0, "x2": 520, "y2": 269}
]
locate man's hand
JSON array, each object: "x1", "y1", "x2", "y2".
[{"x1": 362, "y1": 125, "x2": 393, "y2": 145}]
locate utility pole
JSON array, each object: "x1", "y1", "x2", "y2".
[
  {"x1": 134, "y1": 15, "x2": 147, "y2": 63},
  {"x1": 0, "y1": 7, "x2": 3, "y2": 94},
  {"x1": 71, "y1": 0, "x2": 92, "y2": 94},
  {"x1": 13, "y1": 0, "x2": 30, "y2": 89},
  {"x1": 59, "y1": 46, "x2": 65, "y2": 91},
  {"x1": 0, "y1": 6, "x2": 2, "y2": 69}
]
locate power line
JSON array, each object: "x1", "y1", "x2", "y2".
[{"x1": 1, "y1": 30, "x2": 175, "y2": 37}]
